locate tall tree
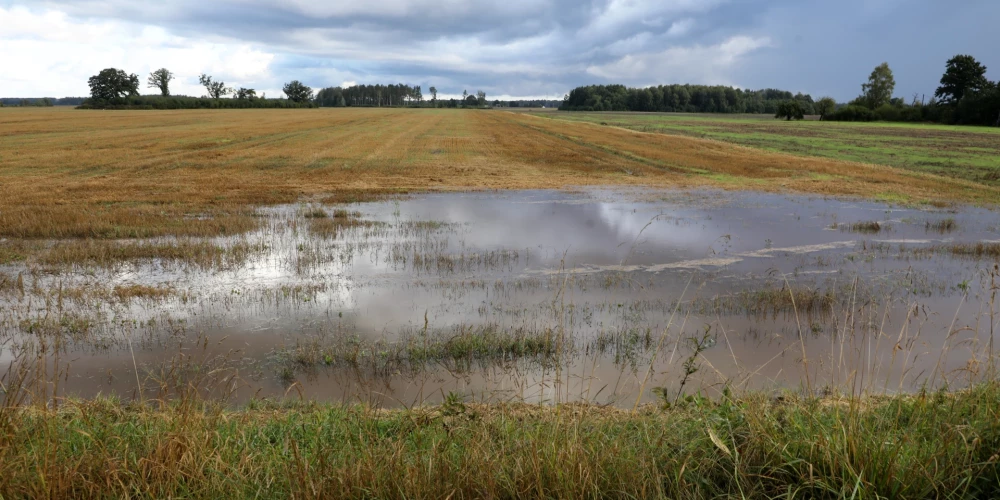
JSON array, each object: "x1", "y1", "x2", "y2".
[
  {"x1": 935, "y1": 54, "x2": 989, "y2": 105},
  {"x1": 283, "y1": 80, "x2": 314, "y2": 102},
  {"x1": 198, "y1": 74, "x2": 232, "y2": 99},
  {"x1": 429, "y1": 86, "x2": 438, "y2": 106},
  {"x1": 462, "y1": 90, "x2": 469, "y2": 107},
  {"x1": 860, "y1": 62, "x2": 895, "y2": 109},
  {"x1": 316, "y1": 87, "x2": 345, "y2": 107},
  {"x1": 235, "y1": 88, "x2": 257, "y2": 100},
  {"x1": 146, "y1": 68, "x2": 174, "y2": 97},
  {"x1": 88, "y1": 68, "x2": 139, "y2": 103},
  {"x1": 476, "y1": 90, "x2": 486, "y2": 107},
  {"x1": 815, "y1": 97, "x2": 837, "y2": 120}
]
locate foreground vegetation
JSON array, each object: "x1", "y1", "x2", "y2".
[
  {"x1": 0, "y1": 383, "x2": 997, "y2": 498},
  {"x1": 533, "y1": 111, "x2": 1000, "y2": 186}
]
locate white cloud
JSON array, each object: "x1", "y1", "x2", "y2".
[
  {"x1": 276, "y1": 0, "x2": 544, "y2": 18},
  {"x1": 0, "y1": 5, "x2": 276, "y2": 97},
  {"x1": 579, "y1": 0, "x2": 725, "y2": 41},
  {"x1": 666, "y1": 18, "x2": 695, "y2": 37},
  {"x1": 586, "y1": 35, "x2": 772, "y2": 87}
]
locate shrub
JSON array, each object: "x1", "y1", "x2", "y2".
[{"x1": 826, "y1": 105, "x2": 876, "y2": 122}]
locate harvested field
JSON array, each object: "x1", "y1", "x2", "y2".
[{"x1": 1, "y1": 107, "x2": 996, "y2": 240}]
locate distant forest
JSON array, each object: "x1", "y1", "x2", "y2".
[
  {"x1": 561, "y1": 54, "x2": 1000, "y2": 126},
  {"x1": 561, "y1": 85, "x2": 815, "y2": 114},
  {"x1": 0, "y1": 97, "x2": 85, "y2": 106},
  {"x1": 27, "y1": 53, "x2": 997, "y2": 126}
]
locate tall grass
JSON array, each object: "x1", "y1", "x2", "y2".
[{"x1": 1, "y1": 384, "x2": 998, "y2": 498}]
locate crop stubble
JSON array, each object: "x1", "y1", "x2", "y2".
[{"x1": 1, "y1": 107, "x2": 996, "y2": 239}]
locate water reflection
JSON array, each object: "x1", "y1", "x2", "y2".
[{"x1": 1, "y1": 189, "x2": 998, "y2": 406}]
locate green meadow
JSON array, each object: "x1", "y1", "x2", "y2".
[{"x1": 532, "y1": 111, "x2": 1000, "y2": 186}]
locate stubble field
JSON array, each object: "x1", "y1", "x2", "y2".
[{"x1": 2, "y1": 106, "x2": 997, "y2": 241}]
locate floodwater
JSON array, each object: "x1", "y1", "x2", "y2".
[{"x1": 1, "y1": 189, "x2": 998, "y2": 406}]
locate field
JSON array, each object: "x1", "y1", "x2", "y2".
[
  {"x1": 2, "y1": 106, "x2": 1000, "y2": 498},
  {"x1": 2, "y1": 107, "x2": 998, "y2": 241},
  {"x1": 527, "y1": 110, "x2": 1000, "y2": 186}
]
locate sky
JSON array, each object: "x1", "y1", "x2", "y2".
[{"x1": 1, "y1": 0, "x2": 997, "y2": 101}]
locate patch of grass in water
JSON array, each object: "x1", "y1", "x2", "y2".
[
  {"x1": 112, "y1": 284, "x2": 174, "y2": 301},
  {"x1": 925, "y1": 217, "x2": 958, "y2": 234},
  {"x1": 38, "y1": 240, "x2": 264, "y2": 269},
  {"x1": 697, "y1": 285, "x2": 842, "y2": 319},
  {"x1": 946, "y1": 242, "x2": 1000, "y2": 259},
  {"x1": 280, "y1": 324, "x2": 559, "y2": 375},
  {"x1": 842, "y1": 220, "x2": 887, "y2": 234}
]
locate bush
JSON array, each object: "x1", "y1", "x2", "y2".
[
  {"x1": 952, "y1": 88, "x2": 1000, "y2": 125},
  {"x1": 826, "y1": 105, "x2": 876, "y2": 122},
  {"x1": 874, "y1": 104, "x2": 902, "y2": 122}
]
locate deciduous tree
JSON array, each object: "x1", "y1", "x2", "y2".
[
  {"x1": 147, "y1": 68, "x2": 174, "y2": 97},
  {"x1": 816, "y1": 97, "x2": 837, "y2": 120},
  {"x1": 860, "y1": 62, "x2": 895, "y2": 109},
  {"x1": 935, "y1": 55, "x2": 989, "y2": 105},
  {"x1": 775, "y1": 100, "x2": 805, "y2": 121},
  {"x1": 88, "y1": 68, "x2": 139, "y2": 103},
  {"x1": 283, "y1": 80, "x2": 314, "y2": 102},
  {"x1": 235, "y1": 88, "x2": 257, "y2": 100},
  {"x1": 198, "y1": 74, "x2": 232, "y2": 99}
]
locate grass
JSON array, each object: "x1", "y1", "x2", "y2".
[
  {"x1": 36, "y1": 239, "x2": 265, "y2": 269},
  {"x1": 1, "y1": 384, "x2": 998, "y2": 498},
  {"x1": 841, "y1": 220, "x2": 886, "y2": 234},
  {"x1": 946, "y1": 242, "x2": 1000, "y2": 259},
  {"x1": 926, "y1": 217, "x2": 958, "y2": 233},
  {"x1": 279, "y1": 324, "x2": 559, "y2": 376},
  {"x1": 698, "y1": 285, "x2": 842, "y2": 318},
  {"x1": 532, "y1": 111, "x2": 1000, "y2": 187},
  {"x1": 306, "y1": 209, "x2": 382, "y2": 238},
  {"x1": 908, "y1": 242, "x2": 1000, "y2": 260},
  {"x1": 2, "y1": 107, "x2": 998, "y2": 241}
]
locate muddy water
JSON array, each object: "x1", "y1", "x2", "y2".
[{"x1": 2, "y1": 189, "x2": 998, "y2": 406}]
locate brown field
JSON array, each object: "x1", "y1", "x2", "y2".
[{"x1": 1, "y1": 106, "x2": 996, "y2": 239}]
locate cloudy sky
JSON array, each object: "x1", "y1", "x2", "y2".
[{"x1": 1, "y1": 0, "x2": 997, "y2": 101}]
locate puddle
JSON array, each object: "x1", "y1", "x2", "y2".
[{"x1": 1, "y1": 189, "x2": 998, "y2": 406}]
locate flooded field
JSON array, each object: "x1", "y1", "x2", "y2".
[{"x1": 2, "y1": 189, "x2": 998, "y2": 406}]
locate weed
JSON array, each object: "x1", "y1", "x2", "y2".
[{"x1": 926, "y1": 217, "x2": 958, "y2": 233}]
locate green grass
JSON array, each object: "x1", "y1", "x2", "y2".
[
  {"x1": 2, "y1": 384, "x2": 999, "y2": 498},
  {"x1": 278, "y1": 324, "x2": 560, "y2": 378},
  {"x1": 535, "y1": 112, "x2": 1000, "y2": 186}
]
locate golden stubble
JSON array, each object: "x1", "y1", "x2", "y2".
[{"x1": 1, "y1": 107, "x2": 995, "y2": 238}]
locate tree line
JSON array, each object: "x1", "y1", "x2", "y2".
[
  {"x1": 0, "y1": 97, "x2": 86, "y2": 107},
  {"x1": 560, "y1": 54, "x2": 999, "y2": 126},
  {"x1": 561, "y1": 85, "x2": 819, "y2": 115},
  {"x1": 823, "y1": 55, "x2": 999, "y2": 126},
  {"x1": 79, "y1": 67, "x2": 494, "y2": 110},
  {"x1": 80, "y1": 68, "x2": 317, "y2": 109},
  {"x1": 315, "y1": 85, "x2": 492, "y2": 108}
]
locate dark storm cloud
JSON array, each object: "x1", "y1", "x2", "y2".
[{"x1": 3, "y1": 0, "x2": 999, "y2": 99}]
